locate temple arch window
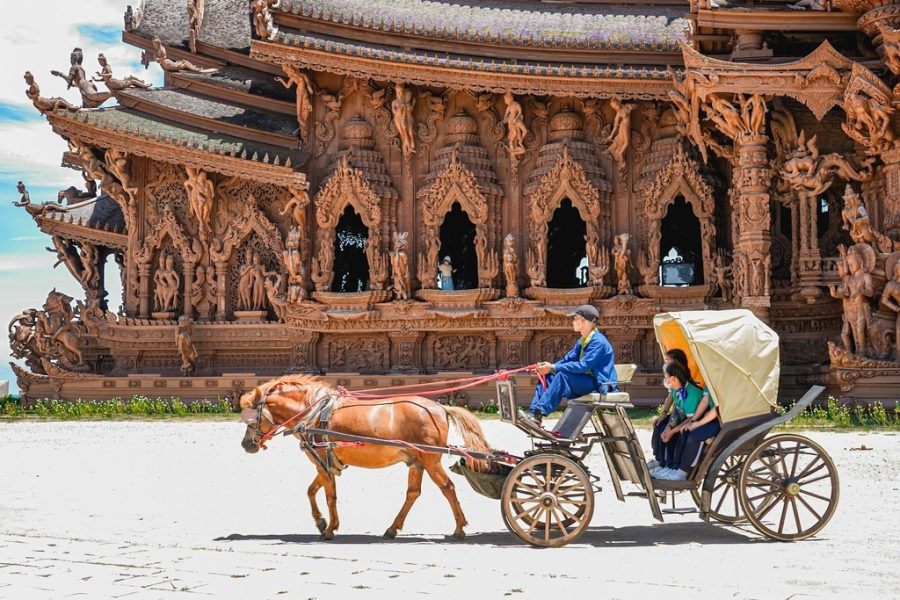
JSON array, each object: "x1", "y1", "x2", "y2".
[
  {"x1": 438, "y1": 202, "x2": 478, "y2": 290},
  {"x1": 546, "y1": 198, "x2": 587, "y2": 288},
  {"x1": 659, "y1": 196, "x2": 703, "y2": 286},
  {"x1": 332, "y1": 204, "x2": 369, "y2": 293}
]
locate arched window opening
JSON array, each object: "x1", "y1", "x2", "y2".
[
  {"x1": 659, "y1": 196, "x2": 703, "y2": 286},
  {"x1": 438, "y1": 202, "x2": 477, "y2": 290},
  {"x1": 332, "y1": 205, "x2": 369, "y2": 293},
  {"x1": 547, "y1": 198, "x2": 586, "y2": 288}
]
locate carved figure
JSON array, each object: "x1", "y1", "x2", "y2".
[
  {"x1": 191, "y1": 265, "x2": 216, "y2": 319},
  {"x1": 176, "y1": 316, "x2": 199, "y2": 374},
  {"x1": 705, "y1": 94, "x2": 745, "y2": 140},
  {"x1": 252, "y1": 0, "x2": 278, "y2": 40},
  {"x1": 829, "y1": 244, "x2": 875, "y2": 356},
  {"x1": 12, "y1": 290, "x2": 86, "y2": 373},
  {"x1": 188, "y1": 0, "x2": 205, "y2": 53},
  {"x1": 93, "y1": 53, "x2": 151, "y2": 91},
  {"x1": 283, "y1": 225, "x2": 303, "y2": 281},
  {"x1": 390, "y1": 231, "x2": 411, "y2": 300},
  {"x1": 154, "y1": 253, "x2": 181, "y2": 312},
  {"x1": 280, "y1": 187, "x2": 309, "y2": 233},
  {"x1": 264, "y1": 273, "x2": 289, "y2": 321},
  {"x1": 782, "y1": 132, "x2": 874, "y2": 196},
  {"x1": 503, "y1": 92, "x2": 528, "y2": 160},
  {"x1": 669, "y1": 69, "x2": 707, "y2": 162},
  {"x1": 184, "y1": 167, "x2": 214, "y2": 240},
  {"x1": 238, "y1": 250, "x2": 267, "y2": 310},
  {"x1": 58, "y1": 175, "x2": 97, "y2": 204},
  {"x1": 276, "y1": 64, "x2": 314, "y2": 140},
  {"x1": 391, "y1": 82, "x2": 416, "y2": 156},
  {"x1": 152, "y1": 38, "x2": 216, "y2": 73},
  {"x1": 47, "y1": 236, "x2": 84, "y2": 283},
  {"x1": 714, "y1": 252, "x2": 733, "y2": 303},
  {"x1": 51, "y1": 47, "x2": 111, "y2": 108},
  {"x1": 24, "y1": 71, "x2": 78, "y2": 113},
  {"x1": 605, "y1": 98, "x2": 635, "y2": 165},
  {"x1": 78, "y1": 243, "x2": 100, "y2": 290},
  {"x1": 880, "y1": 24, "x2": 900, "y2": 78},
  {"x1": 502, "y1": 234, "x2": 519, "y2": 298},
  {"x1": 881, "y1": 257, "x2": 900, "y2": 359},
  {"x1": 841, "y1": 91, "x2": 895, "y2": 154},
  {"x1": 613, "y1": 233, "x2": 632, "y2": 296}
]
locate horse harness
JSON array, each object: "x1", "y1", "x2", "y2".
[{"x1": 299, "y1": 387, "x2": 348, "y2": 476}]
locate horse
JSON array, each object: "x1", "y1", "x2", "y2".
[{"x1": 239, "y1": 375, "x2": 493, "y2": 541}]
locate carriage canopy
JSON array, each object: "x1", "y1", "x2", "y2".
[{"x1": 653, "y1": 309, "x2": 780, "y2": 423}]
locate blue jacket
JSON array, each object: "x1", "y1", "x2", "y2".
[{"x1": 553, "y1": 329, "x2": 618, "y2": 392}]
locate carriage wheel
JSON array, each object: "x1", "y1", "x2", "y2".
[
  {"x1": 738, "y1": 434, "x2": 839, "y2": 541},
  {"x1": 500, "y1": 454, "x2": 594, "y2": 548},
  {"x1": 690, "y1": 454, "x2": 748, "y2": 524}
]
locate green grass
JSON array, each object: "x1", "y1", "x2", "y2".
[{"x1": 0, "y1": 395, "x2": 235, "y2": 420}]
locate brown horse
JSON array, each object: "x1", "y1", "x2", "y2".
[{"x1": 239, "y1": 375, "x2": 493, "y2": 540}]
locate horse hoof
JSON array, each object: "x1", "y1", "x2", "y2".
[
  {"x1": 451, "y1": 530, "x2": 466, "y2": 541},
  {"x1": 320, "y1": 530, "x2": 334, "y2": 541},
  {"x1": 315, "y1": 518, "x2": 327, "y2": 533},
  {"x1": 383, "y1": 529, "x2": 397, "y2": 540}
]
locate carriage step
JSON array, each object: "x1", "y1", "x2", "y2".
[{"x1": 626, "y1": 491, "x2": 649, "y2": 498}]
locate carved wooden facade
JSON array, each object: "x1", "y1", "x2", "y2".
[{"x1": 11, "y1": 0, "x2": 900, "y2": 403}]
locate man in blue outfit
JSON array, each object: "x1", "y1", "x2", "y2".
[{"x1": 521, "y1": 304, "x2": 617, "y2": 426}]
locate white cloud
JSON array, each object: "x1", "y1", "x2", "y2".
[{"x1": 11, "y1": 236, "x2": 43, "y2": 242}]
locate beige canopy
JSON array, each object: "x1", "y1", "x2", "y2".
[{"x1": 653, "y1": 309, "x2": 780, "y2": 423}]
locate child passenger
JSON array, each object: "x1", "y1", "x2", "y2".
[
  {"x1": 650, "y1": 360, "x2": 719, "y2": 481},
  {"x1": 648, "y1": 348, "x2": 692, "y2": 471}
]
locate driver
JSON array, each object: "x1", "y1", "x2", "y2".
[{"x1": 520, "y1": 304, "x2": 617, "y2": 426}]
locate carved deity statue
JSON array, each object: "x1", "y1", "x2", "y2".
[
  {"x1": 78, "y1": 243, "x2": 100, "y2": 291},
  {"x1": 842, "y1": 91, "x2": 895, "y2": 155},
  {"x1": 714, "y1": 252, "x2": 734, "y2": 303},
  {"x1": 502, "y1": 233, "x2": 519, "y2": 298},
  {"x1": 184, "y1": 167, "x2": 214, "y2": 240},
  {"x1": 154, "y1": 252, "x2": 181, "y2": 312},
  {"x1": 93, "y1": 53, "x2": 151, "y2": 91},
  {"x1": 390, "y1": 231, "x2": 411, "y2": 300},
  {"x1": 238, "y1": 250, "x2": 267, "y2": 310},
  {"x1": 391, "y1": 82, "x2": 416, "y2": 156},
  {"x1": 276, "y1": 64, "x2": 314, "y2": 141},
  {"x1": 705, "y1": 94, "x2": 745, "y2": 140},
  {"x1": 51, "y1": 47, "x2": 111, "y2": 108},
  {"x1": 829, "y1": 244, "x2": 875, "y2": 356},
  {"x1": 503, "y1": 92, "x2": 528, "y2": 161},
  {"x1": 880, "y1": 25, "x2": 900, "y2": 79},
  {"x1": 283, "y1": 225, "x2": 303, "y2": 281},
  {"x1": 10, "y1": 290, "x2": 86, "y2": 373},
  {"x1": 251, "y1": 0, "x2": 278, "y2": 40},
  {"x1": 613, "y1": 233, "x2": 633, "y2": 296},
  {"x1": 881, "y1": 258, "x2": 900, "y2": 359},
  {"x1": 190, "y1": 265, "x2": 216, "y2": 320},
  {"x1": 176, "y1": 316, "x2": 199, "y2": 375},
  {"x1": 782, "y1": 132, "x2": 873, "y2": 196},
  {"x1": 605, "y1": 97, "x2": 635, "y2": 165},
  {"x1": 23, "y1": 71, "x2": 78, "y2": 113},
  {"x1": 152, "y1": 38, "x2": 216, "y2": 73}
]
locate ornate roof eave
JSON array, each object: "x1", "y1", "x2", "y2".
[
  {"x1": 696, "y1": 8, "x2": 857, "y2": 32},
  {"x1": 680, "y1": 40, "x2": 857, "y2": 119},
  {"x1": 46, "y1": 111, "x2": 308, "y2": 189},
  {"x1": 34, "y1": 216, "x2": 128, "y2": 250},
  {"x1": 251, "y1": 39, "x2": 676, "y2": 100}
]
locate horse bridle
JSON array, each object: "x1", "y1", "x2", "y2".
[{"x1": 241, "y1": 384, "x2": 332, "y2": 448}]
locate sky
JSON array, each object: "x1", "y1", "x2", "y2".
[{"x1": 0, "y1": 0, "x2": 164, "y2": 394}]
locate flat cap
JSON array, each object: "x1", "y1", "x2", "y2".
[{"x1": 567, "y1": 304, "x2": 598, "y2": 322}]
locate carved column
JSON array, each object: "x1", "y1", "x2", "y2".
[
  {"x1": 734, "y1": 132, "x2": 772, "y2": 319},
  {"x1": 882, "y1": 147, "x2": 900, "y2": 239},
  {"x1": 138, "y1": 262, "x2": 151, "y2": 318},
  {"x1": 389, "y1": 331, "x2": 424, "y2": 372},
  {"x1": 497, "y1": 330, "x2": 532, "y2": 370},
  {"x1": 214, "y1": 260, "x2": 228, "y2": 320},
  {"x1": 183, "y1": 261, "x2": 196, "y2": 319}
]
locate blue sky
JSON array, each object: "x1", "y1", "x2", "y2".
[{"x1": 1, "y1": 0, "x2": 164, "y2": 394}]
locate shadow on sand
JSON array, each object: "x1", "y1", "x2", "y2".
[{"x1": 216, "y1": 521, "x2": 769, "y2": 548}]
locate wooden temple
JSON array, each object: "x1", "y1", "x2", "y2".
[{"x1": 10, "y1": 0, "x2": 900, "y2": 404}]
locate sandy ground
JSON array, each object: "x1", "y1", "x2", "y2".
[{"x1": 0, "y1": 419, "x2": 897, "y2": 600}]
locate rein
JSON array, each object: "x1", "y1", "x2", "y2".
[{"x1": 252, "y1": 385, "x2": 335, "y2": 450}]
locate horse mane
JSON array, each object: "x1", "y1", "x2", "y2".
[{"x1": 240, "y1": 374, "x2": 329, "y2": 408}]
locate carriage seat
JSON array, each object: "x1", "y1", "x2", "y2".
[{"x1": 551, "y1": 363, "x2": 636, "y2": 441}]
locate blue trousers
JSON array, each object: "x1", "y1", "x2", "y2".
[
  {"x1": 529, "y1": 372, "x2": 596, "y2": 416},
  {"x1": 672, "y1": 421, "x2": 721, "y2": 473},
  {"x1": 651, "y1": 416, "x2": 675, "y2": 467}
]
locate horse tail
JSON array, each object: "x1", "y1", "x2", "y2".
[{"x1": 446, "y1": 406, "x2": 492, "y2": 473}]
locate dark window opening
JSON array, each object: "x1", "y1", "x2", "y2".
[
  {"x1": 816, "y1": 196, "x2": 830, "y2": 239},
  {"x1": 779, "y1": 204, "x2": 792, "y2": 240},
  {"x1": 660, "y1": 196, "x2": 703, "y2": 286},
  {"x1": 438, "y1": 202, "x2": 478, "y2": 290},
  {"x1": 547, "y1": 198, "x2": 587, "y2": 288},
  {"x1": 332, "y1": 205, "x2": 369, "y2": 293}
]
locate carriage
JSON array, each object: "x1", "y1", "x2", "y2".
[
  {"x1": 455, "y1": 309, "x2": 840, "y2": 547},
  {"x1": 243, "y1": 309, "x2": 839, "y2": 546}
]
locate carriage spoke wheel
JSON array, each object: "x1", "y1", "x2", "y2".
[
  {"x1": 691, "y1": 454, "x2": 747, "y2": 524},
  {"x1": 501, "y1": 454, "x2": 594, "y2": 548},
  {"x1": 738, "y1": 434, "x2": 839, "y2": 542}
]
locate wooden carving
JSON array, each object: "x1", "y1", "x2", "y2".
[
  {"x1": 276, "y1": 64, "x2": 315, "y2": 144},
  {"x1": 503, "y1": 92, "x2": 528, "y2": 162},
  {"x1": 880, "y1": 24, "x2": 900, "y2": 78},
  {"x1": 24, "y1": 71, "x2": 78, "y2": 114},
  {"x1": 613, "y1": 233, "x2": 633, "y2": 296},
  {"x1": 9, "y1": 290, "x2": 86, "y2": 374},
  {"x1": 187, "y1": 0, "x2": 205, "y2": 53},
  {"x1": 392, "y1": 82, "x2": 416, "y2": 157},
  {"x1": 152, "y1": 38, "x2": 215, "y2": 74},
  {"x1": 502, "y1": 233, "x2": 519, "y2": 298},
  {"x1": 176, "y1": 316, "x2": 198, "y2": 375},
  {"x1": 94, "y1": 54, "x2": 151, "y2": 92},
  {"x1": 184, "y1": 167, "x2": 215, "y2": 241},
  {"x1": 251, "y1": 0, "x2": 278, "y2": 41},
  {"x1": 841, "y1": 185, "x2": 898, "y2": 253},
  {"x1": 390, "y1": 231, "x2": 411, "y2": 300},
  {"x1": 829, "y1": 243, "x2": 875, "y2": 356},
  {"x1": 605, "y1": 97, "x2": 636, "y2": 165},
  {"x1": 51, "y1": 47, "x2": 111, "y2": 108},
  {"x1": 154, "y1": 252, "x2": 181, "y2": 312}
]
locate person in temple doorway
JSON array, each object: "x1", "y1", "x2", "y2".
[
  {"x1": 438, "y1": 256, "x2": 455, "y2": 290},
  {"x1": 521, "y1": 304, "x2": 617, "y2": 426}
]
